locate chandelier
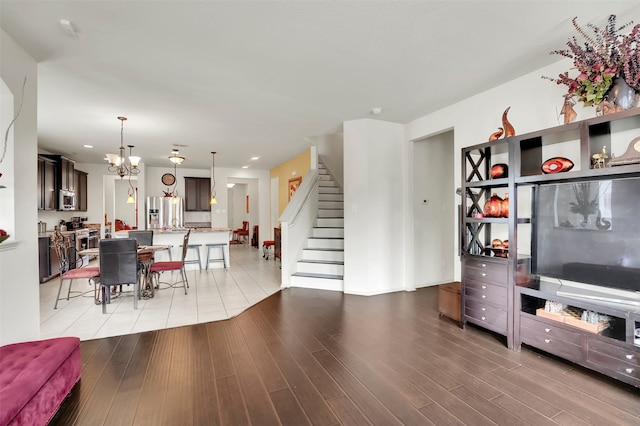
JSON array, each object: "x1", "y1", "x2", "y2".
[
  {"x1": 210, "y1": 151, "x2": 218, "y2": 205},
  {"x1": 106, "y1": 116, "x2": 140, "y2": 178}
]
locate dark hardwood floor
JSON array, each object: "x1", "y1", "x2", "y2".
[{"x1": 52, "y1": 285, "x2": 640, "y2": 425}]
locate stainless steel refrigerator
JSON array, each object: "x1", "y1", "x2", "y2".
[{"x1": 146, "y1": 196, "x2": 184, "y2": 229}]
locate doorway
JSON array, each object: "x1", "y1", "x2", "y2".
[{"x1": 413, "y1": 130, "x2": 455, "y2": 287}]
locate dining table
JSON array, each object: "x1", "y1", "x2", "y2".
[{"x1": 79, "y1": 244, "x2": 171, "y2": 300}]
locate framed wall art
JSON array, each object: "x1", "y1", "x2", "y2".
[{"x1": 288, "y1": 176, "x2": 302, "y2": 201}]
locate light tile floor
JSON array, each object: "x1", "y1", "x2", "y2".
[{"x1": 39, "y1": 242, "x2": 282, "y2": 341}]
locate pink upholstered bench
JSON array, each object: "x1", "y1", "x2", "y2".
[{"x1": 0, "y1": 337, "x2": 81, "y2": 426}]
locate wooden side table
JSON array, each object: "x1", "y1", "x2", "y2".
[{"x1": 438, "y1": 281, "x2": 461, "y2": 325}]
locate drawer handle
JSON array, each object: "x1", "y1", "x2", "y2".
[
  {"x1": 544, "y1": 328, "x2": 551, "y2": 333},
  {"x1": 481, "y1": 273, "x2": 487, "y2": 277},
  {"x1": 481, "y1": 295, "x2": 487, "y2": 299},
  {"x1": 481, "y1": 316, "x2": 486, "y2": 321},
  {"x1": 625, "y1": 354, "x2": 634, "y2": 360},
  {"x1": 544, "y1": 339, "x2": 551, "y2": 344},
  {"x1": 625, "y1": 368, "x2": 634, "y2": 374},
  {"x1": 481, "y1": 285, "x2": 487, "y2": 289}
]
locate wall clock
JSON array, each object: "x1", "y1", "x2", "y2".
[
  {"x1": 161, "y1": 173, "x2": 176, "y2": 186},
  {"x1": 608, "y1": 136, "x2": 640, "y2": 166}
]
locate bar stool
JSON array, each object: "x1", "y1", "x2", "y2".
[
  {"x1": 179, "y1": 244, "x2": 202, "y2": 269},
  {"x1": 205, "y1": 243, "x2": 227, "y2": 269},
  {"x1": 263, "y1": 240, "x2": 275, "y2": 260}
]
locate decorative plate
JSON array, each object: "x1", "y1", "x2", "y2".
[
  {"x1": 161, "y1": 173, "x2": 176, "y2": 186},
  {"x1": 541, "y1": 157, "x2": 574, "y2": 174}
]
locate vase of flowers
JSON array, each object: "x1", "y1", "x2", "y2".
[{"x1": 544, "y1": 15, "x2": 639, "y2": 109}]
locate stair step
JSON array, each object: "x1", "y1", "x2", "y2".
[
  {"x1": 307, "y1": 237, "x2": 344, "y2": 250},
  {"x1": 318, "y1": 174, "x2": 331, "y2": 180},
  {"x1": 296, "y1": 260, "x2": 344, "y2": 275},
  {"x1": 290, "y1": 274, "x2": 344, "y2": 292},
  {"x1": 318, "y1": 209, "x2": 344, "y2": 218},
  {"x1": 302, "y1": 248, "x2": 344, "y2": 262},
  {"x1": 316, "y1": 217, "x2": 344, "y2": 227},
  {"x1": 319, "y1": 200, "x2": 344, "y2": 209},
  {"x1": 318, "y1": 181, "x2": 338, "y2": 187},
  {"x1": 319, "y1": 193, "x2": 343, "y2": 201},
  {"x1": 318, "y1": 186, "x2": 341, "y2": 194},
  {"x1": 312, "y1": 227, "x2": 344, "y2": 238}
]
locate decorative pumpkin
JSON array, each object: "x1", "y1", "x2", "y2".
[
  {"x1": 501, "y1": 193, "x2": 509, "y2": 218},
  {"x1": 484, "y1": 193, "x2": 504, "y2": 217}
]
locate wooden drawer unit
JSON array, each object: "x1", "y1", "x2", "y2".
[
  {"x1": 587, "y1": 337, "x2": 639, "y2": 384},
  {"x1": 520, "y1": 315, "x2": 583, "y2": 361},
  {"x1": 463, "y1": 258, "x2": 507, "y2": 286},
  {"x1": 465, "y1": 301, "x2": 507, "y2": 334},
  {"x1": 464, "y1": 279, "x2": 508, "y2": 306}
]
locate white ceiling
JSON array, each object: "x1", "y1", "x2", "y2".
[{"x1": 2, "y1": 1, "x2": 639, "y2": 170}]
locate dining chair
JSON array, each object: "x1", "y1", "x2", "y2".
[
  {"x1": 98, "y1": 238, "x2": 139, "y2": 314},
  {"x1": 128, "y1": 230, "x2": 153, "y2": 246},
  {"x1": 150, "y1": 229, "x2": 190, "y2": 294},
  {"x1": 52, "y1": 232, "x2": 100, "y2": 309},
  {"x1": 234, "y1": 221, "x2": 249, "y2": 243}
]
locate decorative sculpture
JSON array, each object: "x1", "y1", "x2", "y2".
[
  {"x1": 489, "y1": 127, "x2": 504, "y2": 141},
  {"x1": 560, "y1": 94, "x2": 577, "y2": 124},
  {"x1": 502, "y1": 106, "x2": 515, "y2": 137}
]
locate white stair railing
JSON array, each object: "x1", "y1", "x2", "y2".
[{"x1": 279, "y1": 169, "x2": 319, "y2": 288}]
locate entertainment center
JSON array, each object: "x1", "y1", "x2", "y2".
[{"x1": 460, "y1": 108, "x2": 640, "y2": 387}]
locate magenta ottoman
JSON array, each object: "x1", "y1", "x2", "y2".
[{"x1": 0, "y1": 337, "x2": 81, "y2": 426}]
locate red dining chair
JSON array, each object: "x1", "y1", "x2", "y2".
[
  {"x1": 150, "y1": 229, "x2": 190, "y2": 294},
  {"x1": 52, "y1": 231, "x2": 100, "y2": 309},
  {"x1": 234, "y1": 221, "x2": 249, "y2": 243}
]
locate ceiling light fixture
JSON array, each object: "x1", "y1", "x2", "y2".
[
  {"x1": 106, "y1": 116, "x2": 140, "y2": 179},
  {"x1": 167, "y1": 149, "x2": 185, "y2": 203},
  {"x1": 210, "y1": 152, "x2": 218, "y2": 205}
]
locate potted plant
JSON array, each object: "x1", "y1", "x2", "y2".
[{"x1": 544, "y1": 15, "x2": 639, "y2": 108}]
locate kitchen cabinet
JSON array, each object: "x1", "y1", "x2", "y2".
[
  {"x1": 37, "y1": 155, "x2": 57, "y2": 211},
  {"x1": 184, "y1": 177, "x2": 211, "y2": 211},
  {"x1": 60, "y1": 156, "x2": 75, "y2": 192},
  {"x1": 75, "y1": 169, "x2": 88, "y2": 211}
]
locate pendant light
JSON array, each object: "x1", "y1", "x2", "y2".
[
  {"x1": 210, "y1": 151, "x2": 218, "y2": 205},
  {"x1": 167, "y1": 149, "x2": 185, "y2": 204}
]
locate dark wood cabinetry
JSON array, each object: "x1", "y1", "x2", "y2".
[
  {"x1": 59, "y1": 156, "x2": 75, "y2": 191},
  {"x1": 461, "y1": 109, "x2": 640, "y2": 387},
  {"x1": 74, "y1": 169, "x2": 88, "y2": 211},
  {"x1": 37, "y1": 155, "x2": 57, "y2": 210},
  {"x1": 184, "y1": 177, "x2": 211, "y2": 211}
]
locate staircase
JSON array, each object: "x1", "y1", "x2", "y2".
[{"x1": 289, "y1": 163, "x2": 344, "y2": 291}]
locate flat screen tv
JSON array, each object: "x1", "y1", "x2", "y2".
[{"x1": 532, "y1": 176, "x2": 640, "y2": 295}]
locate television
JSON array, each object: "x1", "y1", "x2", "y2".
[{"x1": 532, "y1": 176, "x2": 640, "y2": 295}]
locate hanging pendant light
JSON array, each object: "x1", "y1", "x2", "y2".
[
  {"x1": 106, "y1": 116, "x2": 141, "y2": 178},
  {"x1": 210, "y1": 151, "x2": 218, "y2": 205},
  {"x1": 167, "y1": 149, "x2": 185, "y2": 200}
]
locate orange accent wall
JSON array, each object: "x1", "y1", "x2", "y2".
[{"x1": 270, "y1": 148, "x2": 311, "y2": 217}]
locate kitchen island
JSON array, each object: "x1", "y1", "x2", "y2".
[{"x1": 114, "y1": 228, "x2": 232, "y2": 269}]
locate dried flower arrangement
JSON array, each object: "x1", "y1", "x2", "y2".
[{"x1": 543, "y1": 15, "x2": 639, "y2": 106}]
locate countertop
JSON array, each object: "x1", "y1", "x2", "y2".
[{"x1": 115, "y1": 228, "x2": 231, "y2": 236}]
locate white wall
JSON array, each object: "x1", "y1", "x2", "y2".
[
  {"x1": 0, "y1": 29, "x2": 39, "y2": 345},
  {"x1": 343, "y1": 119, "x2": 406, "y2": 295},
  {"x1": 413, "y1": 131, "x2": 455, "y2": 287},
  {"x1": 405, "y1": 58, "x2": 589, "y2": 282}
]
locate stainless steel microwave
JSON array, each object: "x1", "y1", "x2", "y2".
[{"x1": 59, "y1": 189, "x2": 76, "y2": 210}]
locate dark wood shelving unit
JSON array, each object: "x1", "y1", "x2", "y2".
[{"x1": 461, "y1": 109, "x2": 640, "y2": 387}]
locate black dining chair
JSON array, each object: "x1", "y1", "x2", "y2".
[
  {"x1": 128, "y1": 230, "x2": 153, "y2": 246},
  {"x1": 98, "y1": 238, "x2": 139, "y2": 314}
]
